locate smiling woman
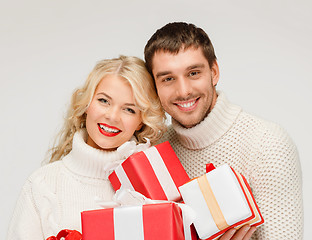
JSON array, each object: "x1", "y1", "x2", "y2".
[
  {"x1": 49, "y1": 56, "x2": 166, "y2": 163},
  {"x1": 6, "y1": 56, "x2": 166, "y2": 240},
  {"x1": 85, "y1": 74, "x2": 143, "y2": 151}
]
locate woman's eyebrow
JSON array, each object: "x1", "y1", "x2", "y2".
[
  {"x1": 97, "y1": 92, "x2": 137, "y2": 107},
  {"x1": 96, "y1": 92, "x2": 111, "y2": 99},
  {"x1": 124, "y1": 103, "x2": 137, "y2": 107}
]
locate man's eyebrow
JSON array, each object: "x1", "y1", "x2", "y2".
[
  {"x1": 186, "y1": 64, "x2": 205, "y2": 70},
  {"x1": 155, "y1": 71, "x2": 172, "y2": 79},
  {"x1": 155, "y1": 64, "x2": 205, "y2": 79}
]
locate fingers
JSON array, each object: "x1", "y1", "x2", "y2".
[
  {"x1": 219, "y1": 225, "x2": 257, "y2": 240},
  {"x1": 231, "y1": 225, "x2": 256, "y2": 240},
  {"x1": 242, "y1": 226, "x2": 257, "y2": 240},
  {"x1": 219, "y1": 228, "x2": 236, "y2": 240}
]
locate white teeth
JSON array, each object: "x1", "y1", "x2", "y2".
[
  {"x1": 177, "y1": 100, "x2": 196, "y2": 108},
  {"x1": 99, "y1": 124, "x2": 120, "y2": 133}
]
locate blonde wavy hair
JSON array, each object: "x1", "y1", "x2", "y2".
[{"x1": 48, "y1": 56, "x2": 166, "y2": 163}]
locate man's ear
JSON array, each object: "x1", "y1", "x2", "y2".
[{"x1": 211, "y1": 61, "x2": 220, "y2": 86}]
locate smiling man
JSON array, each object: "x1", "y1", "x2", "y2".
[
  {"x1": 144, "y1": 22, "x2": 303, "y2": 240},
  {"x1": 152, "y1": 46, "x2": 219, "y2": 128}
]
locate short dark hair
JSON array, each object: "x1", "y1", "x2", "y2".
[{"x1": 144, "y1": 22, "x2": 217, "y2": 75}]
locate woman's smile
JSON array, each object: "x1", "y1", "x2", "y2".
[{"x1": 97, "y1": 123, "x2": 122, "y2": 137}]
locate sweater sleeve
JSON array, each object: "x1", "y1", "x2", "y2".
[
  {"x1": 251, "y1": 124, "x2": 303, "y2": 240},
  {"x1": 7, "y1": 180, "x2": 45, "y2": 240}
]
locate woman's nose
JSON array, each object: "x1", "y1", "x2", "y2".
[{"x1": 104, "y1": 106, "x2": 120, "y2": 122}]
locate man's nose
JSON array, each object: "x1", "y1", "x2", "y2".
[{"x1": 176, "y1": 78, "x2": 192, "y2": 98}]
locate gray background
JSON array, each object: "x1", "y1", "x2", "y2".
[{"x1": 1, "y1": 0, "x2": 311, "y2": 239}]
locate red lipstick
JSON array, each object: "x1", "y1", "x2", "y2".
[{"x1": 97, "y1": 123, "x2": 121, "y2": 137}]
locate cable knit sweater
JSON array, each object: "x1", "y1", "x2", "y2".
[
  {"x1": 160, "y1": 92, "x2": 303, "y2": 240},
  {"x1": 6, "y1": 130, "x2": 130, "y2": 240}
]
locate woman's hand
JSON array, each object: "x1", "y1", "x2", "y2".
[{"x1": 219, "y1": 225, "x2": 257, "y2": 240}]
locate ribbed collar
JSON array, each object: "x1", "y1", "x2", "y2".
[
  {"x1": 172, "y1": 91, "x2": 242, "y2": 150},
  {"x1": 62, "y1": 130, "x2": 122, "y2": 179}
]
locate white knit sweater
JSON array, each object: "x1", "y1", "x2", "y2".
[
  {"x1": 160, "y1": 92, "x2": 303, "y2": 240},
  {"x1": 7, "y1": 130, "x2": 128, "y2": 240}
]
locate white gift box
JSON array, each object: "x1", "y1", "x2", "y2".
[{"x1": 179, "y1": 164, "x2": 263, "y2": 240}]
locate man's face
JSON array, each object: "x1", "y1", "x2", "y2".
[{"x1": 152, "y1": 47, "x2": 219, "y2": 128}]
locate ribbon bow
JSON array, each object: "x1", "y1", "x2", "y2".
[
  {"x1": 46, "y1": 229, "x2": 82, "y2": 240},
  {"x1": 117, "y1": 138, "x2": 151, "y2": 160},
  {"x1": 102, "y1": 138, "x2": 151, "y2": 178}
]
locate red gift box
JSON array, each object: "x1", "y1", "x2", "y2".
[
  {"x1": 109, "y1": 141, "x2": 190, "y2": 202},
  {"x1": 81, "y1": 202, "x2": 197, "y2": 240}
]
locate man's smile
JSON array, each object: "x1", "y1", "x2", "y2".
[{"x1": 174, "y1": 98, "x2": 200, "y2": 111}]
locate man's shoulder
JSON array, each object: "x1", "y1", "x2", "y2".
[
  {"x1": 158, "y1": 124, "x2": 177, "y2": 144},
  {"x1": 239, "y1": 111, "x2": 286, "y2": 133},
  {"x1": 237, "y1": 111, "x2": 295, "y2": 147}
]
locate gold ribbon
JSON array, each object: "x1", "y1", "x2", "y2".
[{"x1": 197, "y1": 175, "x2": 230, "y2": 230}]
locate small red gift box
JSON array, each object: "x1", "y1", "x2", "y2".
[
  {"x1": 109, "y1": 141, "x2": 190, "y2": 202},
  {"x1": 81, "y1": 202, "x2": 197, "y2": 240}
]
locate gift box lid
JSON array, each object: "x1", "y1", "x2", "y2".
[{"x1": 109, "y1": 141, "x2": 190, "y2": 201}]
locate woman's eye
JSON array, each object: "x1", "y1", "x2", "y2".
[
  {"x1": 98, "y1": 98, "x2": 109, "y2": 104},
  {"x1": 125, "y1": 108, "x2": 136, "y2": 114}
]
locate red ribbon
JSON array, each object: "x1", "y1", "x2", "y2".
[{"x1": 46, "y1": 229, "x2": 82, "y2": 240}]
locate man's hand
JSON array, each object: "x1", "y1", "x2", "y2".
[{"x1": 219, "y1": 225, "x2": 256, "y2": 240}]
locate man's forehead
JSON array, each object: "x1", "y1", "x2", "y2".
[
  {"x1": 152, "y1": 47, "x2": 207, "y2": 71},
  {"x1": 153, "y1": 45, "x2": 200, "y2": 57}
]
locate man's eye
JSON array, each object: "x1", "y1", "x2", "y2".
[
  {"x1": 163, "y1": 77, "x2": 174, "y2": 82},
  {"x1": 189, "y1": 71, "x2": 199, "y2": 77}
]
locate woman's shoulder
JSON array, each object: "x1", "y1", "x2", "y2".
[{"x1": 27, "y1": 160, "x2": 64, "y2": 186}]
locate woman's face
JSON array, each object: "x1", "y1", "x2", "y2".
[{"x1": 85, "y1": 74, "x2": 143, "y2": 151}]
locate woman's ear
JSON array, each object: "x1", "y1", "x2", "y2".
[
  {"x1": 136, "y1": 122, "x2": 144, "y2": 131},
  {"x1": 85, "y1": 105, "x2": 89, "y2": 114}
]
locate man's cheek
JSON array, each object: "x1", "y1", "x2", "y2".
[{"x1": 158, "y1": 91, "x2": 168, "y2": 103}]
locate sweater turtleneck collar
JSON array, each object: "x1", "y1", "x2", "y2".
[
  {"x1": 62, "y1": 129, "x2": 123, "y2": 179},
  {"x1": 172, "y1": 91, "x2": 242, "y2": 150}
]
